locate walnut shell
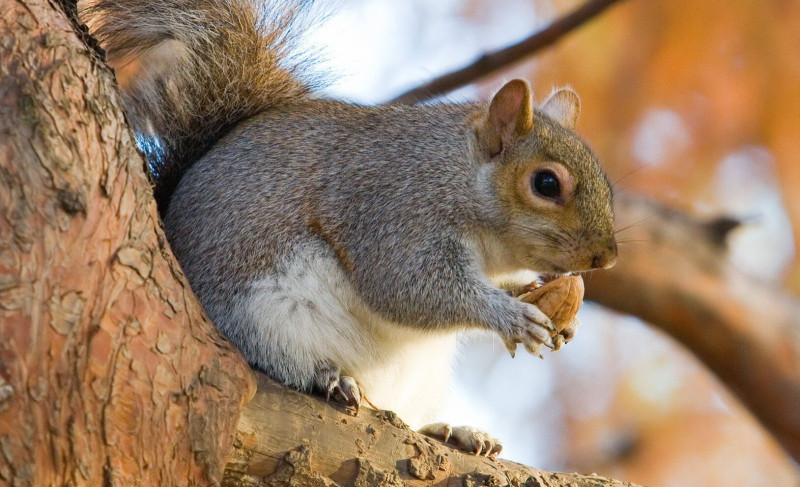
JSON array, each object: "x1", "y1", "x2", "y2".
[{"x1": 518, "y1": 275, "x2": 585, "y2": 334}]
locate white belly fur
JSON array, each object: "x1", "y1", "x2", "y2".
[{"x1": 243, "y1": 244, "x2": 457, "y2": 429}]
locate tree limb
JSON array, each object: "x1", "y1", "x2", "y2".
[
  {"x1": 587, "y1": 194, "x2": 800, "y2": 462},
  {"x1": 389, "y1": 0, "x2": 627, "y2": 104},
  {"x1": 223, "y1": 374, "x2": 642, "y2": 487}
]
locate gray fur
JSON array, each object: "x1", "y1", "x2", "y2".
[
  {"x1": 165, "y1": 101, "x2": 518, "y2": 375},
  {"x1": 164, "y1": 98, "x2": 612, "y2": 391}
]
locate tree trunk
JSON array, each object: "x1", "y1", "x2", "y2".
[{"x1": 0, "y1": 0, "x2": 254, "y2": 484}]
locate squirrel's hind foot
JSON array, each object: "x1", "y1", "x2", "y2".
[
  {"x1": 419, "y1": 423, "x2": 503, "y2": 457},
  {"x1": 315, "y1": 365, "x2": 362, "y2": 415}
]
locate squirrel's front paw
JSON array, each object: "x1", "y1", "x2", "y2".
[
  {"x1": 315, "y1": 365, "x2": 362, "y2": 415},
  {"x1": 552, "y1": 316, "x2": 580, "y2": 351},
  {"x1": 500, "y1": 301, "x2": 556, "y2": 358},
  {"x1": 419, "y1": 423, "x2": 502, "y2": 457}
]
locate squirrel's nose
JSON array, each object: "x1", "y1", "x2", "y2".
[
  {"x1": 591, "y1": 253, "x2": 616, "y2": 269},
  {"x1": 591, "y1": 241, "x2": 618, "y2": 269}
]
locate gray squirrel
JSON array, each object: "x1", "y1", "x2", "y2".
[{"x1": 80, "y1": 0, "x2": 617, "y2": 455}]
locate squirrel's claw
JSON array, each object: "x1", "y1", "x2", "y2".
[
  {"x1": 335, "y1": 376, "x2": 362, "y2": 415},
  {"x1": 525, "y1": 324, "x2": 554, "y2": 349},
  {"x1": 523, "y1": 340, "x2": 544, "y2": 359},
  {"x1": 502, "y1": 336, "x2": 518, "y2": 358},
  {"x1": 326, "y1": 378, "x2": 337, "y2": 402},
  {"x1": 318, "y1": 367, "x2": 362, "y2": 416},
  {"x1": 419, "y1": 423, "x2": 503, "y2": 458},
  {"x1": 419, "y1": 422, "x2": 452, "y2": 444},
  {"x1": 499, "y1": 302, "x2": 558, "y2": 359},
  {"x1": 521, "y1": 303, "x2": 555, "y2": 332}
]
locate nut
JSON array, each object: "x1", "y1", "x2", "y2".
[{"x1": 518, "y1": 275, "x2": 584, "y2": 334}]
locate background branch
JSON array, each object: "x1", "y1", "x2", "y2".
[
  {"x1": 389, "y1": 0, "x2": 627, "y2": 104},
  {"x1": 586, "y1": 194, "x2": 800, "y2": 462}
]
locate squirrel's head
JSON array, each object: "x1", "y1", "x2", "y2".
[{"x1": 473, "y1": 79, "x2": 617, "y2": 274}]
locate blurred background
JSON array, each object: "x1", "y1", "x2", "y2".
[{"x1": 301, "y1": 1, "x2": 800, "y2": 485}]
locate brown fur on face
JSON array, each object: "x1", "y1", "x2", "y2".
[{"x1": 475, "y1": 80, "x2": 617, "y2": 273}]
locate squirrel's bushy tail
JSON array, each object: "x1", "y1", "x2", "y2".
[{"x1": 79, "y1": 0, "x2": 312, "y2": 209}]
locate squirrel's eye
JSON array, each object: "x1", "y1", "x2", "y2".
[{"x1": 532, "y1": 170, "x2": 561, "y2": 200}]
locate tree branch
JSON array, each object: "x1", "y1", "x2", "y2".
[
  {"x1": 389, "y1": 0, "x2": 627, "y2": 104},
  {"x1": 223, "y1": 374, "x2": 642, "y2": 487},
  {"x1": 587, "y1": 194, "x2": 800, "y2": 462}
]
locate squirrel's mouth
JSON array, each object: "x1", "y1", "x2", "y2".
[
  {"x1": 539, "y1": 272, "x2": 560, "y2": 283},
  {"x1": 538, "y1": 271, "x2": 570, "y2": 284}
]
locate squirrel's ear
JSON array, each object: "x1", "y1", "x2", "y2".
[
  {"x1": 478, "y1": 79, "x2": 534, "y2": 156},
  {"x1": 541, "y1": 88, "x2": 581, "y2": 129}
]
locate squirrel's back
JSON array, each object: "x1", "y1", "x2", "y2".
[
  {"x1": 79, "y1": 0, "x2": 313, "y2": 210},
  {"x1": 163, "y1": 99, "x2": 496, "y2": 315}
]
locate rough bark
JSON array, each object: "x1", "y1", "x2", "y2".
[
  {"x1": 222, "y1": 374, "x2": 641, "y2": 487},
  {"x1": 585, "y1": 194, "x2": 800, "y2": 462},
  {"x1": 0, "y1": 1, "x2": 254, "y2": 485}
]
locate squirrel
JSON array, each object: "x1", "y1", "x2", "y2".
[{"x1": 79, "y1": 0, "x2": 617, "y2": 455}]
